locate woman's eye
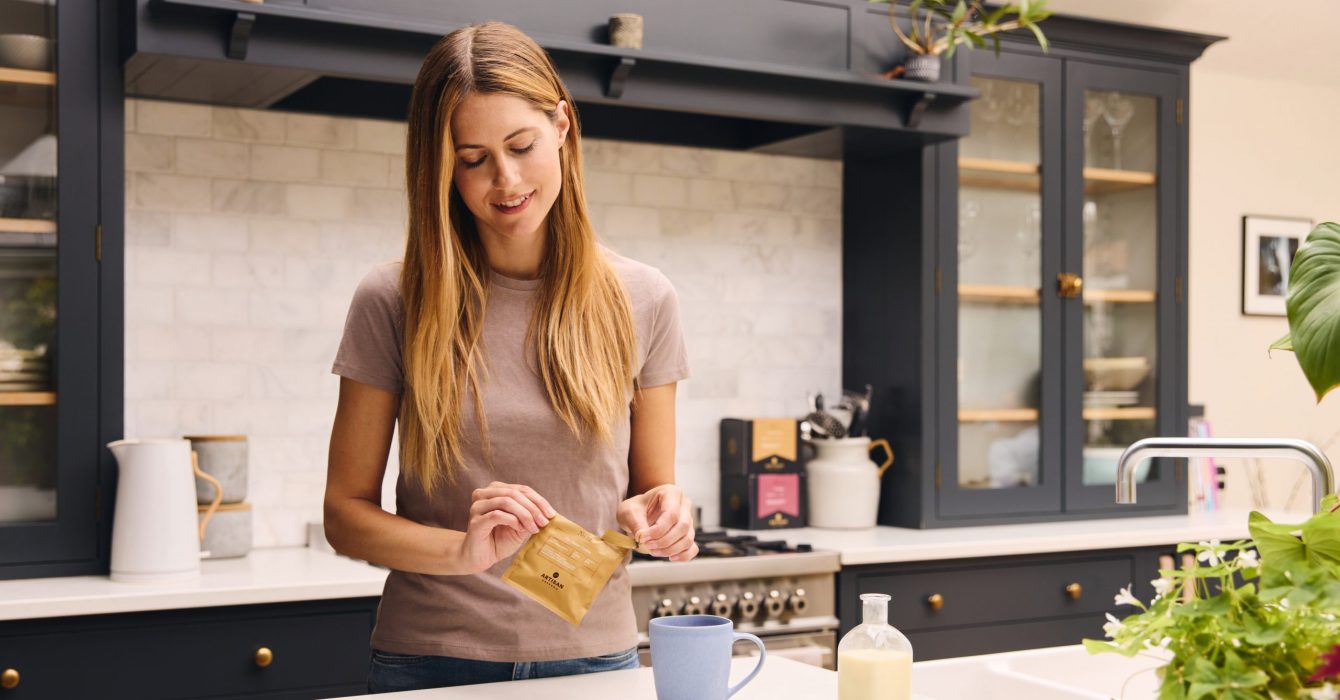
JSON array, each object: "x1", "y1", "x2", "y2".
[
  {"x1": 461, "y1": 156, "x2": 485, "y2": 169},
  {"x1": 511, "y1": 142, "x2": 536, "y2": 155}
]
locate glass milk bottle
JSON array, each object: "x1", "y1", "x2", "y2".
[{"x1": 837, "y1": 593, "x2": 913, "y2": 700}]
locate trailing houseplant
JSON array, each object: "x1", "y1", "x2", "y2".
[
  {"x1": 1087, "y1": 499, "x2": 1340, "y2": 699},
  {"x1": 867, "y1": 0, "x2": 1052, "y2": 81}
]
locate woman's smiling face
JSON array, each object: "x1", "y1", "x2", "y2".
[{"x1": 450, "y1": 92, "x2": 570, "y2": 246}]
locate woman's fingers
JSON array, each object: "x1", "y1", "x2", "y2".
[
  {"x1": 472, "y1": 482, "x2": 553, "y2": 530},
  {"x1": 642, "y1": 517, "x2": 693, "y2": 553},
  {"x1": 470, "y1": 496, "x2": 542, "y2": 533}
]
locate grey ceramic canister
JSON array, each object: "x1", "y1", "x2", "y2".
[
  {"x1": 185, "y1": 435, "x2": 248, "y2": 504},
  {"x1": 198, "y1": 503, "x2": 252, "y2": 559}
]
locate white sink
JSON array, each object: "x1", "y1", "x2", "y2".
[{"x1": 912, "y1": 645, "x2": 1168, "y2": 699}]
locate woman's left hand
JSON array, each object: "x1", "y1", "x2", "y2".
[{"x1": 617, "y1": 484, "x2": 699, "y2": 562}]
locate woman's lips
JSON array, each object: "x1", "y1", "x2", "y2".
[{"x1": 492, "y1": 191, "x2": 534, "y2": 215}]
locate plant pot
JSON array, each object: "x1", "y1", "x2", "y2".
[{"x1": 903, "y1": 54, "x2": 942, "y2": 82}]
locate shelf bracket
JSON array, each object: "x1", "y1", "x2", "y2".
[
  {"x1": 227, "y1": 12, "x2": 257, "y2": 61},
  {"x1": 605, "y1": 57, "x2": 636, "y2": 99},
  {"x1": 905, "y1": 92, "x2": 937, "y2": 129}
]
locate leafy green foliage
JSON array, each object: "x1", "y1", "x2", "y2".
[
  {"x1": 867, "y1": 0, "x2": 1051, "y2": 59},
  {"x1": 1271, "y1": 222, "x2": 1340, "y2": 402},
  {"x1": 1087, "y1": 506, "x2": 1340, "y2": 698}
]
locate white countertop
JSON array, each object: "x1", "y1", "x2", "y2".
[
  {"x1": 722, "y1": 508, "x2": 1308, "y2": 566},
  {"x1": 321, "y1": 655, "x2": 835, "y2": 699},
  {"x1": 0, "y1": 547, "x2": 388, "y2": 621}
]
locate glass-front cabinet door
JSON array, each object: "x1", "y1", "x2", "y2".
[
  {"x1": 0, "y1": 0, "x2": 104, "y2": 577},
  {"x1": 939, "y1": 51, "x2": 1063, "y2": 518},
  {"x1": 1062, "y1": 62, "x2": 1183, "y2": 512}
]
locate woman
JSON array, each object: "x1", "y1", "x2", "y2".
[{"x1": 324, "y1": 21, "x2": 696, "y2": 693}]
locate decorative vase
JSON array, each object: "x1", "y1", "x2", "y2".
[
  {"x1": 805, "y1": 437, "x2": 894, "y2": 529},
  {"x1": 609, "y1": 14, "x2": 644, "y2": 49},
  {"x1": 903, "y1": 54, "x2": 941, "y2": 82}
]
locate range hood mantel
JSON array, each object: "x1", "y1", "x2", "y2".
[{"x1": 128, "y1": 0, "x2": 980, "y2": 155}]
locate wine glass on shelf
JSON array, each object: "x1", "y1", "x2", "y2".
[
  {"x1": 978, "y1": 80, "x2": 1002, "y2": 124},
  {"x1": 1004, "y1": 83, "x2": 1030, "y2": 127},
  {"x1": 1083, "y1": 93, "x2": 1105, "y2": 166},
  {"x1": 959, "y1": 199, "x2": 980, "y2": 261},
  {"x1": 1014, "y1": 201, "x2": 1042, "y2": 265},
  {"x1": 1102, "y1": 92, "x2": 1135, "y2": 170}
]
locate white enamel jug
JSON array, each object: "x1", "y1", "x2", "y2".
[
  {"x1": 106, "y1": 438, "x2": 221, "y2": 583},
  {"x1": 806, "y1": 437, "x2": 894, "y2": 529}
]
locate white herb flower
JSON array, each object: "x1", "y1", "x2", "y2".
[
  {"x1": 1113, "y1": 584, "x2": 1141, "y2": 607},
  {"x1": 1103, "y1": 613, "x2": 1124, "y2": 638},
  {"x1": 1231, "y1": 638, "x2": 1241, "y2": 647},
  {"x1": 1197, "y1": 540, "x2": 1223, "y2": 566},
  {"x1": 1151, "y1": 577, "x2": 1174, "y2": 596},
  {"x1": 1236, "y1": 548, "x2": 1259, "y2": 568},
  {"x1": 1142, "y1": 637, "x2": 1172, "y2": 652}
]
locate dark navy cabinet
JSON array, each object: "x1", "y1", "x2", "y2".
[
  {"x1": 845, "y1": 21, "x2": 1221, "y2": 528},
  {"x1": 0, "y1": 598, "x2": 377, "y2": 699}
]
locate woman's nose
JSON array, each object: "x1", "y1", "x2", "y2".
[{"x1": 493, "y1": 157, "x2": 522, "y2": 189}]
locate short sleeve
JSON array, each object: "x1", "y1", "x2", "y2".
[
  {"x1": 331, "y1": 264, "x2": 404, "y2": 395},
  {"x1": 638, "y1": 274, "x2": 691, "y2": 388}
]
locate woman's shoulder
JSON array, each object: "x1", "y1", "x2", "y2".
[
  {"x1": 600, "y1": 246, "x2": 674, "y2": 305},
  {"x1": 355, "y1": 260, "x2": 405, "y2": 298}
]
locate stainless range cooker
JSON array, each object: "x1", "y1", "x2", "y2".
[{"x1": 627, "y1": 531, "x2": 841, "y2": 669}]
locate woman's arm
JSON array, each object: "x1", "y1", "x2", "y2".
[
  {"x1": 619, "y1": 382, "x2": 699, "y2": 561},
  {"x1": 324, "y1": 377, "x2": 554, "y2": 575}
]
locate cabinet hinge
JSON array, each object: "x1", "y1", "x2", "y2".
[
  {"x1": 934, "y1": 462, "x2": 942, "y2": 489},
  {"x1": 1175, "y1": 275, "x2": 1183, "y2": 304},
  {"x1": 95, "y1": 224, "x2": 102, "y2": 262},
  {"x1": 1176, "y1": 98, "x2": 1184, "y2": 126},
  {"x1": 934, "y1": 266, "x2": 942, "y2": 294}
]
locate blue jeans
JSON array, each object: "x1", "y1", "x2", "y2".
[{"x1": 367, "y1": 646, "x2": 641, "y2": 693}]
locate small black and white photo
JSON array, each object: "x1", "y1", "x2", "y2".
[{"x1": 1242, "y1": 215, "x2": 1312, "y2": 316}]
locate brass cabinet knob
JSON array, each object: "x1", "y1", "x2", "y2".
[
  {"x1": 927, "y1": 593, "x2": 944, "y2": 611},
  {"x1": 1, "y1": 668, "x2": 17, "y2": 689},
  {"x1": 1065, "y1": 582, "x2": 1083, "y2": 600},
  {"x1": 1057, "y1": 273, "x2": 1084, "y2": 299},
  {"x1": 255, "y1": 647, "x2": 274, "y2": 668}
]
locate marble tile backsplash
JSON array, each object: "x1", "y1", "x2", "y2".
[{"x1": 124, "y1": 98, "x2": 842, "y2": 546}]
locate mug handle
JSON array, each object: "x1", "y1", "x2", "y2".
[
  {"x1": 192, "y1": 450, "x2": 223, "y2": 542},
  {"x1": 726, "y1": 632, "x2": 766, "y2": 698},
  {"x1": 869, "y1": 438, "x2": 895, "y2": 479}
]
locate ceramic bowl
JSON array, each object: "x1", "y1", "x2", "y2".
[
  {"x1": 1083, "y1": 446, "x2": 1150, "y2": 485},
  {"x1": 1083, "y1": 356, "x2": 1151, "y2": 391},
  {"x1": 0, "y1": 34, "x2": 52, "y2": 71}
]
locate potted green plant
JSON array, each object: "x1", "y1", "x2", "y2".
[
  {"x1": 867, "y1": 0, "x2": 1052, "y2": 82},
  {"x1": 1085, "y1": 221, "x2": 1340, "y2": 697}
]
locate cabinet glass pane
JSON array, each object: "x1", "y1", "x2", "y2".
[
  {"x1": 957, "y1": 76, "x2": 1042, "y2": 489},
  {"x1": 1080, "y1": 89, "x2": 1158, "y2": 487},
  {"x1": 0, "y1": 0, "x2": 58, "y2": 523}
]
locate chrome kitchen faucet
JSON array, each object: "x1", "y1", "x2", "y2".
[{"x1": 1115, "y1": 437, "x2": 1336, "y2": 514}]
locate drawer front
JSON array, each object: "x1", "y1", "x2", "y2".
[
  {"x1": 908, "y1": 615, "x2": 1108, "y2": 661},
  {"x1": 0, "y1": 600, "x2": 376, "y2": 700},
  {"x1": 844, "y1": 554, "x2": 1135, "y2": 632}
]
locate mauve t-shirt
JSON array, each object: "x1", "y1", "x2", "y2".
[{"x1": 331, "y1": 247, "x2": 690, "y2": 662}]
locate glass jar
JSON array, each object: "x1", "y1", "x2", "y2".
[{"x1": 837, "y1": 593, "x2": 913, "y2": 700}]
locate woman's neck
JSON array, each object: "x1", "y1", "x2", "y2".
[{"x1": 479, "y1": 223, "x2": 546, "y2": 280}]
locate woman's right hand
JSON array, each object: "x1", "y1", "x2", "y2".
[{"x1": 456, "y1": 481, "x2": 558, "y2": 574}]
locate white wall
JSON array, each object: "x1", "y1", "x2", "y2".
[
  {"x1": 1046, "y1": 0, "x2": 1340, "y2": 509},
  {"x1": 123, "y1": 98, "x2": 842, "y2": 545}
]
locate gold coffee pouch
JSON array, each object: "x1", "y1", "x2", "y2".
[{"x1": 502, "y1": 514, "x2": 637, "y2": 625}]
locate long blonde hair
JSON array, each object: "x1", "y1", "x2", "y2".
[{"x1": 399, "y1": 22, "x2": 637, "y2": 496}]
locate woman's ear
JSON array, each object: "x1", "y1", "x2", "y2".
[{"x1": 554, "y1": 100, "x2": 572, "y2": 147}]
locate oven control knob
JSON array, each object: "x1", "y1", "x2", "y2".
[
  {"x1": 711, "y1": 593, "x2": 735, "y2": 618},
  {"x1": 763, "y1": 589, "x2": 786, "y2": 618},
  {"x1": 737, "y1": 591, "x2": 760, "y2": 619},
  {"x1": 652, "y1": 598, "x2": 678, "y2": 618},
  {"x1": 787, "y1": 588, "x2": 809, "y2": 615},
  {"x1": 682, "y1": 595, "x2": 706, "y2": 616}
]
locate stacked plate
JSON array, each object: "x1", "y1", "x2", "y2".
[
  {"x1": 0, "y1": 346, "x2": 50, "y2": 391},
  {"x1": 1083, "y1": 390, "x2": 1139, "y2": 407}
]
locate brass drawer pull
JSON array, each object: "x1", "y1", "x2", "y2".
[
  {"x1": 255, "y1": 647, "x2": 274, "y2": 668},
  {"x1": 927, "y1": 593, "x2": 944, "y2": 611},
  {"x1": 1065, "y1": 582, "x2": 1083, "y2": 600},
  {"x1": 1057, "y1": 273, "x2": 1084, "y2": 299},
  {"x1": 1, "y1": 668, "x2": 17, "y2": 689}
]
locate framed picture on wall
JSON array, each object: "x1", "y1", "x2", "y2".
[{"x1": 1242, "y1": 214, "x2": 1313, "y2": 316}]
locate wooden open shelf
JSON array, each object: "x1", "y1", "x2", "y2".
[
  {"x1": 0, "y1": 68, "x2": 56, "y2": 87},
  {"x1": 0, "y1": 392, "x2": 56, "y2": 406},
  {"x1": 958, "y1": 157, "x2": 1156, "y2": 194},
  {"x1": 959, "y1": 406, "x2": 1156, "y2": 423},
  {"x1": 0, "y1": 218, "x2": 56, "y2": 235},
  {"x1": 960, "y1": 285, "x2": 1157, "y2": 305}
]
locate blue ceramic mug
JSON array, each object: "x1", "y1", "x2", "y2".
[{"x1": 649, "y1": 615, "x2": 766, "y2": 700}]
